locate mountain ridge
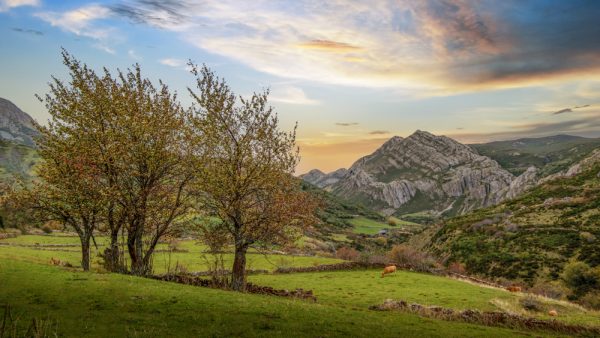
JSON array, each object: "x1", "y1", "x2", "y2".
[{"x1": 302, "y1": 131, "x2": 600, "y2": 218}]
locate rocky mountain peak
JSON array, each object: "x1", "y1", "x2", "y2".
[{"x1": 0, "y1": 98, "x2": 39, "y2": 147}]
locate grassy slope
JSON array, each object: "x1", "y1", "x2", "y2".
[
  {"x1": 427, "y1": 163, "x2": 600, "y2": 284},
  {"x1": 0, "y1": 259, "x2": 544, "y2": 338},
  {"x1": 250, "y1": 270, "x2": 599, "y2": 325},
  {"x1": 471, "y1": 135, "x2": 600, "y2": 176}
]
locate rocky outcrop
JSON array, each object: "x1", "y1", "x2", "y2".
[
  {"x1": 300, "y1": 168, "x2": 348, "y2": 189},
  {"x1": 503, "y1": 166, "x2": 538, "y2": 199},
  {"x1": 0, "y1": 98, "x2": 39, "y2": 147},
  {"x1": 330, "y1": 130, "x2": 515, "y2": 215}
]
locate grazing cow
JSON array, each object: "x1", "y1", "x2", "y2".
[
  {"x1": 381, "y1": 265, "x2": 397, "y2": 278},
  {"x1": 50, "y1": 257, "x2": 62, "y2": 266},
  {"x1": 548, "y1": 310, "x2": 558, "y2": 317},
  {"x1": 506, "y1": 285, "x2": 522, "y2": 292}
]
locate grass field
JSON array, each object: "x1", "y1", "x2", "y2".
[
  {"x1": 1, "y1": 234, "x2": 599, "y2": 336},
  {"x1": 0, "y1": 235, "x2": 343, "y2": 273},
  {"x1": 0, "y1": 259, "x2": 554, "y2": 337},
  {"x1": 348, "y1": 216, "x2": 420, "y2": 235}
]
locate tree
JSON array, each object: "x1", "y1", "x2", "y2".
[
  {"x1": 14, "y1": 142, "x2": 105, "y2": 271},
  {"x1": 189, "y1": 65, "x2": 318, "y2": 291},
  {"x1": 33, "y1": 50, "x2": 195, "y2": 274}
]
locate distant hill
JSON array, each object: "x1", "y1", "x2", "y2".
[
  {"x1": 0, "y1": 98, "x2": 40, "y2": 181},
  {"x1": 0, "y1": 98, "x2": 39, "y2": 147},
  {"x1": 426, "y1": 149, "x2": 600, "y2": 285},
  {"x1": 471, "y1": 135, "x2": 600, "y2": 177}
]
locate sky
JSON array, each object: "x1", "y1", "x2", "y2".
[{"x1": 1, "y1": 0, "x2": 599, "y2": 174}]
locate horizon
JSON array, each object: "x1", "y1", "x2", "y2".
[{"x1": 1, "y1": 0, "x2": 600, "y2": 173}]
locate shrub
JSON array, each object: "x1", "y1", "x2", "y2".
[
  {"x1": 579, "y1": 291, "x2": 600, "y2": 310},
  {"x1": 41, "y1": 225, "x2": 53, "y2": 234},
  {"x1": 387, "y1": 244, "x2": 437, "y2": 271},
  {"x1": 336, "y1": 246, "x2": 360, "y2": 261},
  {"x1": 561, "y1": 262, "x2": 600, "y2": 297},
  {"x1": 520, "y1": 295, "x2": 542, "y2": 312},
  {"x1": 447, "y1": 262, "x2": 466, "y2": 274},
  {"x1": 387, "y1": 217, "x2": 398, "y2": 226},
  {"x1": 529, "y1": 281, "x2": 566, "y2": 300}
]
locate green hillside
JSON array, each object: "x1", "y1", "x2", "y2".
[
  {"x1": 427, "y1": 161, "x2": 600, "y2": 285},
  {"x1": 471, "y1": 135, "x2": 600, "y2": 176}
]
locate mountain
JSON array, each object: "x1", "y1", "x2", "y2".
[
  {"x1": 313, "y1": 130, "x2": 522, "y2": 217},
  {"x1": 471, "y1": 135, "x2": 600, "y2": 177},
  {"x1": 426, "y1": 149, "x2": 600, "y2": 285},
  {"x1": 0, "y1": 98, "x2": 40, "y2": 181},
  {"x1": 300, "y1": 168, "x2": 348, "y2": 189},
  {"x1": 0, "y1": 98, "x2": 39, "y2": 147}
]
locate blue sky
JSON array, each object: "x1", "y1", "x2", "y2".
[{"x1": 1, "y1": 0, "x2": 599, "y2": 173}]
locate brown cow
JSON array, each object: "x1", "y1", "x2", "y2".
[
  {"x1": 506, "y1": 285, "x2": 522, "y2": 292},
  {"x1": 381, "y1": 265, "x2": 397, "y2": 278},
  {"x1": 50, "y1": 257, "x2": 62, "y2": 266},
  {"x1": 548, "y1": 310, "x2": 558, "y2": 317}
]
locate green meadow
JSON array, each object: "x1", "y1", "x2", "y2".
[{"x1": 1, "y1": 234, "x2": 599, "y2": 337}]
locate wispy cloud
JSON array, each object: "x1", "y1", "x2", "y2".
[
  {"x1": 12, "y1": 27, "x2": 43, "y2": 35},
  {"x1": 553, "y1": 108, "x2": 572, "y2": 115},
  {"x1": 35, "y1": 4, "x2": 116, "y2": 54},
  {"x1": 369, "y1": 130, "x2": 389, "y2": 135},
  {"x1": 159, "y1": 58, "x2": 186, "y2": 68},
  {"x1": 270, "y1": 86, "x2": 319, "y2": 105},
  {"x1": 0, "y1": 0, "x2": 39, "y2": 12},
  {"x1": 335, "y1": 122, "x2": 359, "y2": 127}
]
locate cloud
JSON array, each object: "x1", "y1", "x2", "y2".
[
  {"x1": 335, "y1": 122, "x2": 359, "y2": 127},
  {"x1": 298, "y1": 40, "x2": 362, "y2": 52},
  {"x1": 269, "y1": 86, "x2": 319, "y2": 105},
  {"x1": 450, "y1": 115, "x2": 600, "y2": 143},
  {"x1": 35, "y1": 4, "x2": 116, "y2": 53},
  {"x1": 12, "y1": 27, "x2": 43, "y2": 35},
  {"x1": 553, "y1": 108, "x2": 572, "y2": 115},
  {"x1": 159, "y1": 58, "x2": 185, "y2": 67},
  {"x1": 109, "y1": 0, "x2": 194, "y2": 31},
  {"x1": 38, "y1": 1, "x2": 600, "y2": 93},
  {"x1": 368, "y1": 130, "x2": 390, "y2": 135},
  {"x1": 575, "y1": 104, "x2": 591, "y2": 109},
  {"x1": 0, "y1": 0, "x2": 39, "y2": 12},
  {"x1": 128, "y1": 49, "x2": 142, "y2": 60}
]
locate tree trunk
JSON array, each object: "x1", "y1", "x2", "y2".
[
  {"x1": 231, "y1": 244, "x2": 248, "y2": 291},
  {"x1": 81, "y1": 235, "x2": 91, "y2": 271}
]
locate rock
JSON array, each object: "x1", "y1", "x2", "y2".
[
  {"x1": 328, "y1": 130, "x2": 515, "y2": 215},
  {"x1": 0, "y1": 97, "x2": 39, "y2": 147}
]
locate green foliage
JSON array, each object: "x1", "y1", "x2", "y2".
[{"x1": 561, "y1": 262, "x2": 600, "y2": 298}]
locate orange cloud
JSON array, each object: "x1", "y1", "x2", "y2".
[{"x1": 298, "y1": 39, "x2": 362, "y2": 53}]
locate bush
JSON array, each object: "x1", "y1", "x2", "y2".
[
  {"x1": 336, "y1": 247, "x2": 359, "y2": 261},
  {"x1": 41, "y1": 225, "x2": 53, "y2": 234},
  {"x1": 447, "y1": 262, "x2": 466, "y2": 274},
  {"x1": 387, "y1": 244, "x2": 437, "y2": 271},
  {"x1": 529, "y1": 281, "x2": 566, "y2": 300},
  {"x1": 387, "y1": 217, "x2": 398, "y2": 227},
  {"x1": 579, "y1": 291, "x2": 600, "y2": 310},
  {"x1": 520, "y1": 295, "x2": 542, "y2": 312},
  {"x1": 561, "y1": 262, "x2": 600, "y2": 297}
]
